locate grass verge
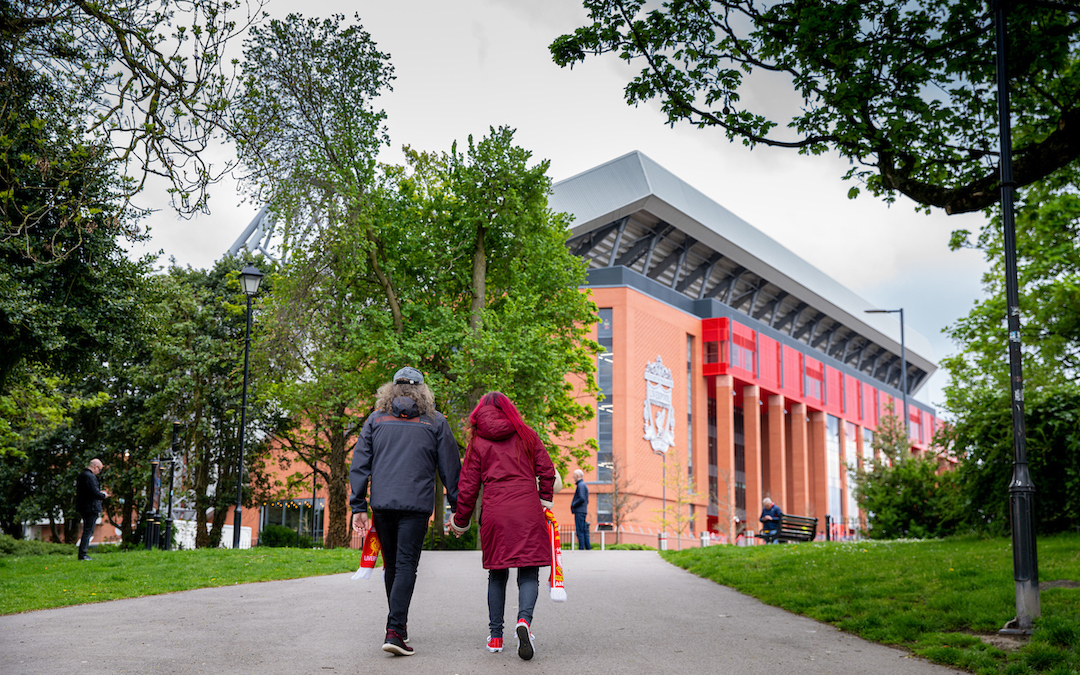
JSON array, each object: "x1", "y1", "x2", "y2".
[
  {"x1": 662, "y1": 533, "x2": 1080, "y2": 675},
  {"x1": 0, "y1": 545, "x2": 360, "y2": 615}
]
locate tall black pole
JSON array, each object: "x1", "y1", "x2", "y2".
[
  {"x1": 994, "y1": 0, "x2": 1039, "y2": 632},
  {"x1": 164, "y1": 423, "x2": 179, "y2": 551},
  {"x1": 233, "y1": 293, "x2": 254, "y2": 550},
  {"x1": 312, "y1": 467, "x2": 318, "y2": 546},
  {"x1": 898, "y1": 309, "x2": 908, "y2": 440}
]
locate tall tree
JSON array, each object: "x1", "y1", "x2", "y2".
[
  {"x1": 942, "y1": 167, "x2": 1080, "y2": 536},
  {"x1": 2, "y1": 0, "x2": 261, "y2": 248},
  {"x1": 550, "y1": 0, "x2": 1080, "y2": 214},
  {"x1": 230, "y1": 13, "x2": 397, "y2": 548},
  {"x1": 872, "y1": 399, "x2": 912, "y2": 464},
  {"x1": 394, "y1": 127, "x2": 601, "y2": 456},
  {"x1": 231, "y1": 16, "x2": 602, "y2": 546}
]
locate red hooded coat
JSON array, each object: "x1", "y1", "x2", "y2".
[{"x1": 453, "y1": 404, "x2": 556, "y2": 570}]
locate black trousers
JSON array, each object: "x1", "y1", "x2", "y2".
[
  {"x1": 78, "y1": 511, "x2": 98, "y2": 559},
  {"x1": 372, "y1": 510, "x2": 429, "y2": 633}
]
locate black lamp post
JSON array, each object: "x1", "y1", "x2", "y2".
[
  {"x1": 233, "y1": 264, "x2": 264, "y2": 549},
  {"x1": 163, "y1": 421, "x2": 180, "y2": 550},
  {"x1": 993, "y1": 0, "x2": 1039, "y2": 633},
  {"x1": 865, "y1": 308, "x2": 907, "y2": 439}
]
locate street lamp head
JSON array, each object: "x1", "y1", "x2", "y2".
[
  {"x1": 864, "y1": 308, "x2": 899, "y2": 314},
  {"x1": 239, "y1": 264, "x2": 264, "y2": 296}
]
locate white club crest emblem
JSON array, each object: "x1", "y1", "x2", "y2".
[{"x1": 643, "y1": 355, "x2": 676, "y2": 454}]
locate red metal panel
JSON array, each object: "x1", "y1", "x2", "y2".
[
  {"x1": 782, "y1": 346, "x2": 803, "y2": 399},
  {"x1": 702, "y1": 318, "x2": 728, "y2": 376},
  {"x1": 730, "y1": 320, "x2": 756, "y2": 378},
  {"x1": 804, "y1": 356, "x2": 824, "y2": 405},
  {"x1": 844, "y1": 375, "x2": 860, "y2": 420},
  {"x1": 825, "y1": 367, "x2": 844, "y2": 415},
  {"x1": 758, "y1": 334, "x2": 780, "y2": 390}
]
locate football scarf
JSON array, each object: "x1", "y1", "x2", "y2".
[{"x1": 544, "y1": 507, "x2": 567, "y2": 601}]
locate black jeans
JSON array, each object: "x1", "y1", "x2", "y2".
[
  {"x1": 372, "y1": 510, "x2": 429, "y2": 633},
  {"x1": 487, "y1": 567, "x2": 539, "y2": 638},
  {"x1": 78, "y1": 511, "x2": 98, "y2": 559}
]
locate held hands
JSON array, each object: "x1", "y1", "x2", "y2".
[
  {"x1": 351, "y1": 511, "x2": 369, "y2": 536},
  {"x1": 448, "y1": 516, "x2": 469, "y2": 538}
]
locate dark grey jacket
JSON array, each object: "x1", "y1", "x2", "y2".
[
  {"x1": 571, "y1": 478, "x2": 589, "y2": 514},
  {"x1": 76, "y1": 468, "x2": 106, "y2": 513},
  {"x1": 349, "y1": 397, "x2": 461, "y2": 515}
]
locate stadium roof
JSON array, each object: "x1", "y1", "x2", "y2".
[{"x1": 549, "y1": 150, "x2": 935, "y2": 395}]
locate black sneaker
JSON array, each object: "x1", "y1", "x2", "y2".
[
  {"x1": 382, "y1": 629, "x2": 413, "y2": 656},
  {"x1": 515, "y1": 620, "x2": 534, "y2": 661},
  {"x1": 79, "y1": 556, "x2": 93, "y2": 561}
]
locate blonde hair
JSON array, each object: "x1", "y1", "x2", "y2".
[{"x1": 374, "y1": 381, "x2": 435, "y2": 416}]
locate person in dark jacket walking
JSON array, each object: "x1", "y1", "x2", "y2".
[
  {"x1": 449, "y1": 392, "x2": 557, "y2": 661},
  {"x1": 570, "y1": 469, "x2": 590, "y2": 551},
  {"x1": 75, "y1": 459, "x2": 109, "y2": 561},
  {"x1": 350, "y1": 367, "x2": 461, "y2": 657}
]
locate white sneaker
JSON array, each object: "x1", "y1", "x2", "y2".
[{"x1": 515, "y1": 620, "x2": 534, "y2": 661}]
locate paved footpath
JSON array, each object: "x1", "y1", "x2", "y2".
[{"x1": 1, "y1": 550, "x2": 964, "y2": 675}]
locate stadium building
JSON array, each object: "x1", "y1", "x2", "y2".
[{"x1": 231, "y1": 151, "x2": 941, "y2": 548}]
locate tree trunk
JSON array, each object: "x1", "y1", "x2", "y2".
[
  {"x1": 366, "y1": 232, "x2": 403, "y2": 334},
  {"x1": 325, "y1": 427, "x2": 351, "y2": 548},
  {"x1": 470, "y1": 223, "x2": 486, "y2": 333}
]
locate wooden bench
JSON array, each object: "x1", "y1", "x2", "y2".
[{"x1": 757, "y1": 514, "x2": 818, "y2": 543}]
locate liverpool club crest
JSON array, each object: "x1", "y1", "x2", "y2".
[{"x1": 643, "y1": 355, "x2": 676, "y2": 454}]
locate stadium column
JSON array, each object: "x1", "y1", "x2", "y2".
[
  {"x1": 839, "y1": 422, "x2": 851, "y2": 528},
  {"x1": 788, "y1": 402, "x2": 810, "y2": 515},
  {"x1": 766, "y1": 394, "x2": 788, "y2": 510},
  {"x1": 809, "y1": 411, "x2": 829, "y2": 536},
  {"x1": 743, "y1": 385, "x2": 763, "y2": 536},
  {"x1": 716, "y1": 375, "x2": 736, "y2": 543}
]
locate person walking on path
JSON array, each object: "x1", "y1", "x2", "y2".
[
  {"x1": 570, "y1": 469, "x2": 590, "y2": 551},
  {"x1": 350, "y1": 367, "x2": 462, "y2": 657},
  {"x1": 449, "y1": 392, "x2": 557, "y2": 661},
  {"x1": 75, "y1": 459, "x2": 109, "y2": 561},
  {"x1": 760, "y1": 497, "x2": 783, "y2": 542}
]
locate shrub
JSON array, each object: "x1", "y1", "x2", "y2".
[
  {"x1": 258, "y1": 524, "x2": 314, "y2": 548},
  {"x1": 854, "y1": 456, "x2": 964, "y2": 539},
  {"x1": 0, "y1": 534, "x2": 75, "y2": 557}
]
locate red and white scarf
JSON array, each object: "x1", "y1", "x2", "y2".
[
  {"x1": 351, "y1": 525, "x2": 381, "y2": 580},
  {"x1": 544, "y1": 508, "x2": 567, "y2": 601}
]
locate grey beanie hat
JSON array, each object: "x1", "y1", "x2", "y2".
[{"x1": 393, "y1": 366, "x2": 424, "y2": 385}]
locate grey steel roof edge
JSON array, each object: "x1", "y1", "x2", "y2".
[
  {"x1": 583, "y1": 266, "x2": 936, "y2": 412},
  {"x1": 551, "y1": 150, "x2": 936, "y2": 370},
  {"x1": 641, "y1": 193, "x2": 936, "y2": 376}
]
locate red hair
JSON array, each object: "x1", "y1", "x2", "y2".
[{"x1": 468, "y1": 391, "x2": 541, "y2": 457}]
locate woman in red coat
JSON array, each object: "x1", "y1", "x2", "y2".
[{"x1": 450, "y1": 392, "x2": 557, "y2": 661}]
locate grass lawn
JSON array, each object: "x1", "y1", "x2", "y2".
[
  {"x1": 662, "y1": 533, "x2": 1080, "y2": 675},
  {"x1": 0, "y1": 544, "x2": 360, "y2": 615}
]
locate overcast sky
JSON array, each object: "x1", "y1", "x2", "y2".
[{"x1": 127, "y1": 0, "x2": 993, "y2": 414}]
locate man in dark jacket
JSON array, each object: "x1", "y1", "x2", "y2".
[
  {"x1": 350, "y1": 367, "x2": 461, "y2": 656},
  {"x1": 570, "y1": 469, "x2": 590, "y2": 551},
  {"x1": 760, "y1": 497, "x2": 783, "y2": 542},
  {"x1": 75, "y1": 459, "x2": 109, "y2": 561}
]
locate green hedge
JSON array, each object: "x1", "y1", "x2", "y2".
[
  {"x1": 258, "y1": 524, "x2": 315, "y2": 548},
  {"x1": 0, "y1": 534, "x2": 76, "y2": 557}
]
